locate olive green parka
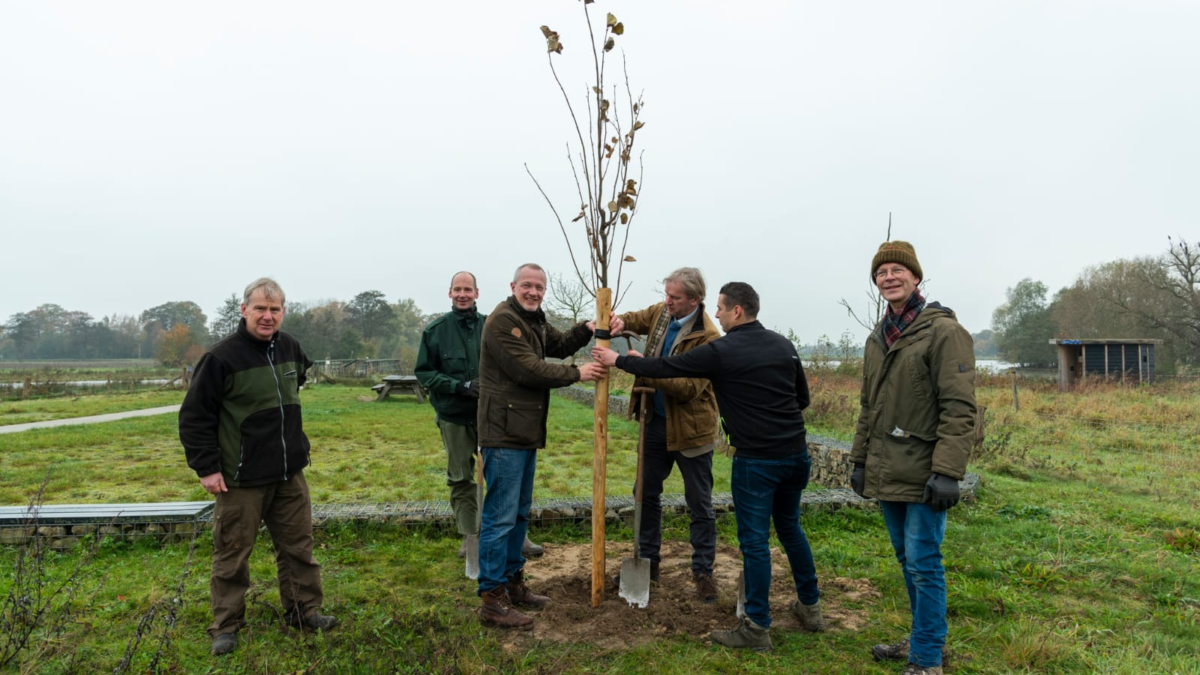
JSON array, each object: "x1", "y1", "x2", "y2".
[{"x1": 850, "y1": 303, "x2": 976, "y2": 502}]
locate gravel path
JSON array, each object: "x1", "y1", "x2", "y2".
[{"x1": 0, "y1": 405, "x2": 181, "y2": 434}]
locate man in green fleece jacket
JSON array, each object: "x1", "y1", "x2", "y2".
[{"x1": 179, "y1": 277, "x2": 336, "y2": 657}]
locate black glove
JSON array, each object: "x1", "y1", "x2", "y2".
[
  {"x1": 923, "y1": 473, "x2": 961, "y2": 512},
  {"x1": 455, "y1": 380, "x2": 479, "y2": 399},
  {"x1": 850, "y1": 463, "x2": 866, "y2": 498}
]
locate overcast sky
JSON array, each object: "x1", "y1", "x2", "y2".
[{"x1": 2, "y1": 1, "x2": 1197, "y2": 344}]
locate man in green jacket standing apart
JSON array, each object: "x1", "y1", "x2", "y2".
[
  {"x1": 180, "y1": 277, "x2": 337, "y2": 657},
  {"x1": 474, "y1": 263, "x2": 618, "y2": 629},
  {"x1": 850, "y1": 242, "x2": 976, "y2": 675},
  {"x1": 415, "y1": 271, "x2": 544, "y2": 560}
]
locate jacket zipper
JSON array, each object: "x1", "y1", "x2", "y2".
[{"x1": 267, "y1": 339, "x2": 288, "y2": 480}]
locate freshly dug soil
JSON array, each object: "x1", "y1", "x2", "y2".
[{"x1": 499, "y1": 540, "x2": 880, "y2": 650}]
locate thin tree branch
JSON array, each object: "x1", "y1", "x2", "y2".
[{"x1": 526, "y1": 163, "x2": 588, "y2": 286}]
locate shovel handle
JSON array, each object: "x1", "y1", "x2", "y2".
[{"x1": 634, "y1": 391, "x2": 649, "y2": 503}]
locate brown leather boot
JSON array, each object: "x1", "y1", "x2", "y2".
[
  {"x1": 506, "y1": 569, "x2": 550, "y2": 609},
  {"x1": 479, "y1": 586, "x2": 533, "y2": 630}
]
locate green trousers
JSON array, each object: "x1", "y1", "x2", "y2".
[
  {"x1": 438, "y1": 417, "x2": 479, "y2": 536},
  {"x1": 208, "y1": 471, "x2": 324, "y2": 637}
]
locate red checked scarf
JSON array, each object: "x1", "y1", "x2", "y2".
[{"x1": 881, "y1": 290, "x2": 926, "y2": 349}]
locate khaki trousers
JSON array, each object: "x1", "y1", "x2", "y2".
[
  {"x1": 438, "y1": 418, "x2": 479, "y2": 536},
  {"x1": 208, "y1": 470, "x2": 323, "y2": 637}
]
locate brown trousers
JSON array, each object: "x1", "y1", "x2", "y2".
[{"x1": 208, "y1": 470, "x2": 323, "y2": 637}]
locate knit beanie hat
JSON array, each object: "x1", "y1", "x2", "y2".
[{"x1": 870, "y1": 241, "x2": 923, "y2": 282}]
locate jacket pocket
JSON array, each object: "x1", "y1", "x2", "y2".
[
  {"x1": 237, "y1": 408, "x2": 286, "y2": 482},
  {"x1": 214, "y1": 504, "x2": 245, "y2": 551},
  {"x1": 505, "y1": 400, "x2": 544, "y2": 446},
  {"x1": 884, "y1": 435, "x2": 934, "y2": 488}
]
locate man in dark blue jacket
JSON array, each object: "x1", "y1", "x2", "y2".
[{"x1": 593, "y1": 281, "x2": 823, "y2": 651}]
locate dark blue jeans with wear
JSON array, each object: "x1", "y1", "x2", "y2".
[
  {"x1": 879, "y1": 500, "x2": 948, "y2": 668},
  {"x1": 731, "y1": 449, "x2": 820, "y2": 628},
  {"x1": 476, "y1": 447, "x2": 537, "y2": 595}
]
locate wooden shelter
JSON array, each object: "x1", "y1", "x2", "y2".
[{"x1": 1048, "y1": 338, "x2": 1163, "y2": 391}]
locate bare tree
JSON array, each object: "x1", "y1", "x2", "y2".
[
  {"x1": 528, "y1": 0, "x2": 648, "y2": 608},
  {"x1": 527, "y1": 3, "x2": 645, "y2": 302},
  {"x1": 838, "y1": 213, "x2": 929, "y2": 331},
  {"x1": 546, "y1": 272, "x2": 595, "y2": 325}
]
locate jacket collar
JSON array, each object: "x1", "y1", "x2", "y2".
[
  {"x1": 506, "y1": 296, "x2": 546, "y2": 325},
  {"x1": 236, "y1": 318, "x2": 274, "y2": 350},
  {"x1": 726, "y1": 320, "x2": 763, "y2": 334}
]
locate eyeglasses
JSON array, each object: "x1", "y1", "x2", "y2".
[{"x1": 874, "y1": 267, "x2": 910, "y2": 280}]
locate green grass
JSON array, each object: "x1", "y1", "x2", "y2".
[{"x1": 2, "y1": 380, "x2": 1200, "y2": 674}]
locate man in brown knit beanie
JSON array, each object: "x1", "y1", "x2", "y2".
[{"x1": 849, "y1": 241, "x2": 976, "y2": 675}]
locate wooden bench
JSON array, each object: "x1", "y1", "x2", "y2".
[{"x1": 371, "y1": 375, "x2": 428, "y2": 403}]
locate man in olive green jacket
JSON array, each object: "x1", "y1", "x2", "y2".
[
  {"x1": 473, "y1": 263, "x2": 618, "y2": 630},
  {"x1": 615, "y1": 267, "x2": 722, "y2": 601},
  {"x1": 849, "y1": 241, "x2": 976, "y2": 675}
]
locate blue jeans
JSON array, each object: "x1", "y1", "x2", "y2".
[
  {"x1": 879, "y1": 500, "x2": 948, "y2": 668},
  {"x1": 731, "y1": 452, "x2": 820, "y2": 628},
  {"x1": 477, "y1": 447, "x2": 537, "y2": 595}
]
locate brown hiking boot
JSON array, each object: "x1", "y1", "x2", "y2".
[
  {"x1": 789, "y1": 599, "x2": 827, "y2": 632},
  {"x1": 506, "y1": 569, "x2": 550, "y2": 609},
  {"x1": 522, "y1": 535, "x2": 544, "y2": 558},
  {"x1": 901, "y1": 664, "x2": 943, "y2": 675},
  {"x1": 479, "y1": 586, "x2": 533, "y2": 630},
  {"x1": 710, "y1": 616, "x2": 772, "y2": 651},
  {"x1": 694, "y1": 573, "x2": 718, "y2": 604}
]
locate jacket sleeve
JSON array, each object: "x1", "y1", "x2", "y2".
[
  {"x1": 414, "y1": 327, "x2": 459, "y2": 394},
  {"x1": 298, "y1": 347, "x2": 313, "y2": 389},
  {"x1": 850, "y1": 343, "x2": 872, "y2": 464},
  {"x1": 637, "y1": 324, "x2": 719, "y2": 403},
  {"x1": 490, "y1": 313, "x2": 581, "y2": 388},
  {"x1": 929, "y1": 322, "x2": 977, "y2": 479},
  {"x1": 616, "y1": 341, "x2": 722, "y2": 380},
  {"x1": 795, "y1": 358, "x2": 811, "y2": 411},
  {"x1": 543, "y1": 321, "x2": 594, "y2": 360},
  {"x1": 179, "y1": 351, "x2": 226, "y2": 478},
  {"x1": 618, "y1": 304, "x2": 660, "y2": 335}
]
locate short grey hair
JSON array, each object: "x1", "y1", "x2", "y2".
[
  {"x1": 449, "y1": 271, "x2": 478, "y2": 289},
  {"x1": 243, "y1": 277, "x2": 286, "y2": 306},
  {"x1": 663, "y1": 267, "x2": 706, "y2": 302},
  {"x1": 513, "y1": 263, "x2": 546, "y2": 283}
]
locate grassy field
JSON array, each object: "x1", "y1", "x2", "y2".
[{"x1": 1, "y1": 377, "x2": 1199, "y2": 674}]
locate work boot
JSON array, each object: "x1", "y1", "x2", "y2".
[
  {"x1": 710, "y1": 616, "x2": 772, "y2": 652},
  {"x1": 210, "y1": 632, "x2": 237, "y2": 656},
  {"x1": 522, "y1": 535, "x2": 544, "y2": 558},
  {"x1": 872, "y1": 638, "x2": 949, "y2": 662},
  {"x1": 506, "y1": 569, "x2": 550, "y2": 609},
  {"x1": 457, "y1": 536, "x2": 469, "y2": 559},
  {"x1": 479, "y1": 586, "x2": 534, "y2": 630},
  {"x1": 790, "y1": 599, "x2": 827, "y2": 632},
  {"x1": 694, "y1": 572, "x2": 718, "y2": 604},
  {"x1": 901, "y1": 664, "x2": 943, "y2": 675},
  {"x1": 287, "y1": 611, "x2": 339, "y2": 631}
]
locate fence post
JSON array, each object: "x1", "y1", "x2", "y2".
[
  {"x1": 1011, "y1": 369, "x2": 1020, "y2": 411},
  {"x1": 21, "y1": 376, "x2": 31, "y2": 400}
]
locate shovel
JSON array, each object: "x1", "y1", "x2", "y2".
[
  {"x1": 736, "y1": 570, "x2": 747, "y2": 618},
  {"x1": 619, "y1": 387, "x2": 656, "y2": 607},
  {"x1": 464, "y1": 449, "x2": 484, "y2": 580}
]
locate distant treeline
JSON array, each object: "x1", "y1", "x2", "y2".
[
  {"x1": 988, "y1": 237, "x2": 1199, "y2": 374},
  {"x1": 0, "y1": 291, "x2": 586, "y2": 368}
]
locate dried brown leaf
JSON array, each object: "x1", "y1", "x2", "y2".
[
  {"x1": 620, "y1": 213, "x2": 629, "y2": 224},
  {"x1": 623, "y1": 255, "x2": 636, "y2": 262},
  {"x1": 633, "y1": 120, "x2": 645, "y2": 131},
  {"x1": 606, "y1": 13, "x2": 618, "y2": 27},
  {"x1": 607, "y1": 200, "x2": 618, "y2": 213},
  {"x1": 613, "y1": 22, "x2": 624, "y2": 35},
  {"x1": 604, "y1": 37, "x2": 614, "y2": 52},
  {"x1": 571, "y1": 211, "x2": 585, "y2": 223}
]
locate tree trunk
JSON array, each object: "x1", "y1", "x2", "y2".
[{"x1": 591, "y1": 288, "x2": 612, "y2": 607}]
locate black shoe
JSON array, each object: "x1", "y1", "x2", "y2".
[
  {"x1": 288, "y1": 612, "x2": 339, "y2": 631},
  {"x1": 211, "y1": 632, "x2": 237, "y2": 656}
]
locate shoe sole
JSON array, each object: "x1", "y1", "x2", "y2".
[{"x1": 481, "y1": 618, "x2": 534, "y2": 631}]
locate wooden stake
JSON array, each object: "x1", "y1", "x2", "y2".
[{"x1": 591, "y1": 287, "x2": 612, "y2": 608}]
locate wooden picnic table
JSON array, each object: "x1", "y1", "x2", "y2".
[{"x1": 371, "y1": 375, "x2": 428, "y2": 403}]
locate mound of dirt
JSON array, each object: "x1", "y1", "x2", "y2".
[{"x1": 501, "y1": 540, "x2": 880, "y2": 649}]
